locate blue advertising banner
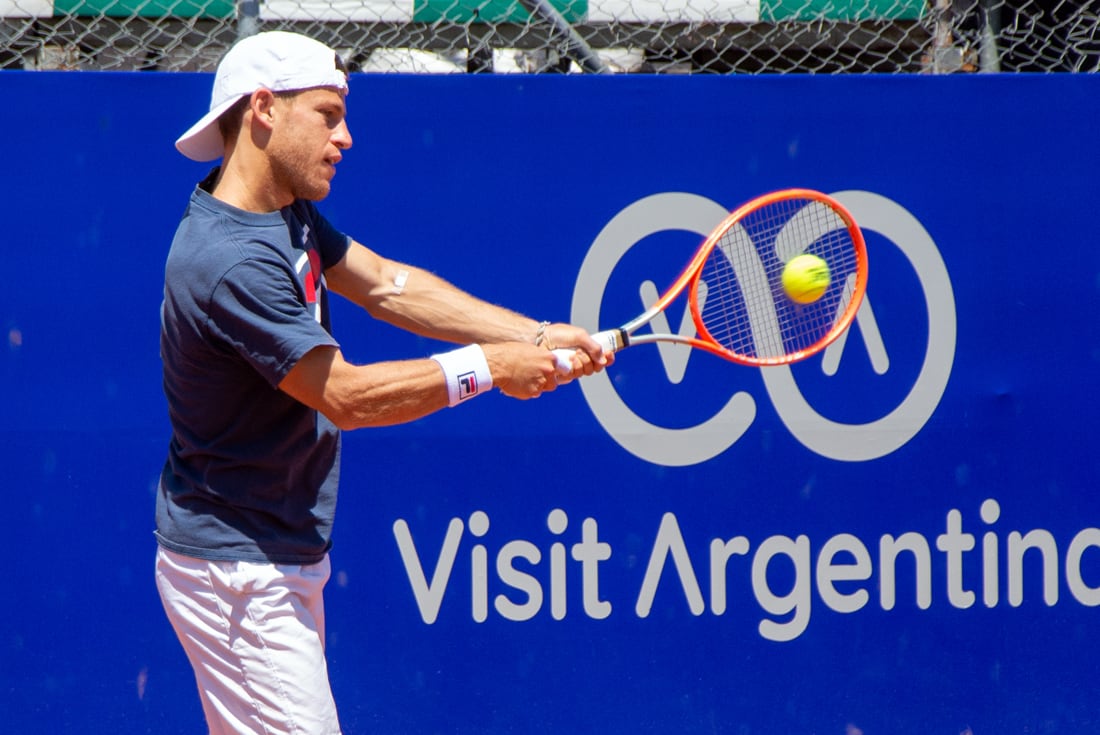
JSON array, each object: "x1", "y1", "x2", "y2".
[{"x1": 2, "y1": 71, "x2": 1099, "y2": 734}]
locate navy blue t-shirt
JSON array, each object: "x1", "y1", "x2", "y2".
[{"x1": 156, "y1": 172, "x2": 351, "y2": 564}]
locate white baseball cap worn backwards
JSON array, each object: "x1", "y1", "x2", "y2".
[{"x1": 175, "y1": 31, "x2": 349, "y2": 162}]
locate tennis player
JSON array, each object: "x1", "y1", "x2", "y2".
[{"x1": 154, "y1": 30, "x2": 607, "y2": 734}]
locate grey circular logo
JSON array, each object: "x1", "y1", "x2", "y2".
[{"x1": 571, "y1": 190, "x2": 956, "y2": 466}]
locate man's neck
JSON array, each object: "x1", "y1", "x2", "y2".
[{"x1": 209, "y1": 151, "x2": 291, "y2": 213}]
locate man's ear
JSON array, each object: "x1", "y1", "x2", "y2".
[{"x1": 249, "y1": 88, "x2": 278, "y2": 130}]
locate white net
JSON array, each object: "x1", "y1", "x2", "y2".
[{"x1": 1, "y1": 0, "x2": 1097, "y2": 73}]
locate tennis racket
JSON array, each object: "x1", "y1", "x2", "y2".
[{"x1": 556, "y1": 188, "x2": 868, "y2": 369}]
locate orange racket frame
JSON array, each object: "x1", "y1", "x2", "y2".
[{"x1": 587, "y1": 188, "x2": 869, "y2": 367}]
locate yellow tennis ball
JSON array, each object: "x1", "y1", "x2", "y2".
[{"x1": 782, "y1": 254, "x2": 830, "y2": 304}]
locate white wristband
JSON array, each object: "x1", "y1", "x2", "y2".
[{"x1": 430, "y1": 344, "x2": 493, "y2": 407}]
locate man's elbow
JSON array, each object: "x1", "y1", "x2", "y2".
[{"x1": 325, "y1": 405, "x2": 360, "y2": 432}]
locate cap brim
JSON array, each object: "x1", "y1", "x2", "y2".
[{"x1": 175, "y1": 94, "x2": 246, "y2": 162}]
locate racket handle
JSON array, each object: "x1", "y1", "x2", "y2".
[
  {"x1": 551, "y1": 330, "x2": 624, "y2": 374},
  {"x1": 591, "y1": 329, "x2": 625, "y2": 354}
]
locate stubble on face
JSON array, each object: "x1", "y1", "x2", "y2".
[{"x1": 267, "y1": 89, "x2": 347, "y2": 203}]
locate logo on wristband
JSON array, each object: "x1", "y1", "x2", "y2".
[{"x1": 457, "y1": 372, "x2": 480, "y2": 400}]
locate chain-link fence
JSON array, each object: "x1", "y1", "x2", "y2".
[{"x1": 1, "y1": 0, "x2": 1097, "y2": 73}]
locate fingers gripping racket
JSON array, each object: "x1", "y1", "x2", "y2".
[{"x1": 558, "y1": 189, "x2": 868, "y2": 369}]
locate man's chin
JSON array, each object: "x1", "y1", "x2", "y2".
[{"x1": 301, "y1": 182, "x2": 332, "y2": 202}]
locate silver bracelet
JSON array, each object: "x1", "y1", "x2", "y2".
[{"x1": 534, "y1": 321, "x2": 552, "y2": 348}]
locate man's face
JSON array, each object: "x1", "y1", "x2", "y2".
[{"x1": 267, "y1": 86, "x2": 352, "y2": 202}]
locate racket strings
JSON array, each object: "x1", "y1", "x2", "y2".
[{"x1": 696, "y1": 196, "x2": 861, "y2": 360}]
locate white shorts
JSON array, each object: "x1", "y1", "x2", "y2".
[{"x1": 155, "y1": 546, "x2": 342, "y2": 735}]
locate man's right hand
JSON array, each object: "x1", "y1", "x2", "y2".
[{"x1": 482, "y1": 342, "x2": 565, "y2": 399}]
